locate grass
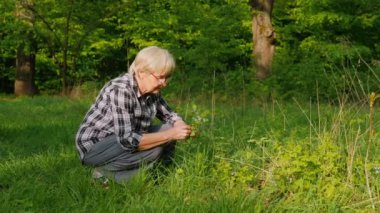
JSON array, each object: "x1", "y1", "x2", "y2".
[{"x1": 1, "y1": 94, "x2": 380, "y2": 212}]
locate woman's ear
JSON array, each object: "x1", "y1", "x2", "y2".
[{"x1": 135, "y1": 71, "x2": 143, "y2": 80}]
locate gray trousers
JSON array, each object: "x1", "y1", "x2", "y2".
[{"x1": 82, "y1": 124, "x2": 175, "y2": 183}]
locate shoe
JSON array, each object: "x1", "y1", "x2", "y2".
[{"x1": 92, "y1": 168, "x2": 110, "y2": 189}]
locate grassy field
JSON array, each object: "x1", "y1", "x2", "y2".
[{"x1": 0, "y1": 94, "x2": 380, "y2": 212}]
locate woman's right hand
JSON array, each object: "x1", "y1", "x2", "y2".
[{"x1": 168, "y1": 122, "x2": 192, "y2": 140}]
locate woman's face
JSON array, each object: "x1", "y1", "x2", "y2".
[{"x1": 137, "y1": 71, "x2": 169, "y2": 95}]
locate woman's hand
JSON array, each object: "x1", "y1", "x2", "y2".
[{"x1": 169, "y1": 120, "x2": 192, "y2": 140}]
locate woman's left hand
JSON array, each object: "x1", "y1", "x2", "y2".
[{"x1": 174, "y1": 120, "x2": 187, "y2": 127}]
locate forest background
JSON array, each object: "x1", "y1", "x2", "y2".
[{"x1": 1, "y1": 0, "x2": 379, "y2": 100}]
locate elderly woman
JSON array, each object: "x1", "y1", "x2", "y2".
[{"x1": 75, "y1": 46, "x2": 192, "y2": 184}]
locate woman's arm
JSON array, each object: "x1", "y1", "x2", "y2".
[
  {"x1": 138, "y1": 121, "x2": 192, "y2": 150},
  {"x1": 110, "y1": 87, "x2": 142, "y2": 152},
  {"x1": 155, "y1": 96, "x2": 182, "y2": 125}
]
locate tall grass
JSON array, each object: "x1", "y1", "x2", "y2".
[{"x1": 0, "y1": 88, "x2": 380, "y2": 212}]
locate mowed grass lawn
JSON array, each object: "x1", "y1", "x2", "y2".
[{"x1": 1, "y1": 95, "x2": 380, "y2": 212}]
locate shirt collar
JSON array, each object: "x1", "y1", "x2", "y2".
[{"x1": 128, "y1": 73, "x2": 142, "y2": 98}]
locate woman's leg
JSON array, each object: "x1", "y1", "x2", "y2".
[
  {"x1": 82, "y1": 135, "x2": 162, "y2": 183},
  {"x1": 82, "y1": 124, "x2": 176, "y2": 183},
  {"x1": 148, "y1": 124, "x2": 177, "y2": 166}
]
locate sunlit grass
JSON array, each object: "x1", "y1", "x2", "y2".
[{"x1": 0, "y1": 95, "x2": 380, "y2": 211}]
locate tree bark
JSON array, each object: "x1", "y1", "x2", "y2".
[
  {"x1": 61, "y1": 3, "x2": 73, "y2": 95},
  {"x1": 250, "y1": 0, "x2": 275, "y2": 80},
  {"x1": 15, "y1": 47, "x2": 37, "y2": 96},
  {"x1": 14, "y1": 0, "x2": 38, "y2": 96}
]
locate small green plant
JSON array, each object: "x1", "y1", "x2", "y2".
[
  {"x1": 212, "y1": 149, "x2": 256, "y2": 191},
  {"x1": 365, "y1": 92, "x2": 380, "y2": 209},
  {"x1": 187, "y1": 103, "x2": 210, "y2": 138},
  {"x1": 260, "y1": 134, "x2": 348, "y2": 200}
]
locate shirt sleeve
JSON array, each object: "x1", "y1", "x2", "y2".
[
  {"x1": 109, "y1": 86, "x2": 142, "y2": 152},
  {"x1": 155, "y1": 95, "x2": 182, "y2": 125}
]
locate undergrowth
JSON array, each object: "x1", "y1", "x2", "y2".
[{"x1": 0, "y1": 94, "x2": 380, "y2": 212}]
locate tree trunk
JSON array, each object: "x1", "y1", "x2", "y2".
[
  {"x1": 14, "y1": 0, "x2": 38, "y2": 96},
  {"x1": 250, "y1": 0, "x2": 275, "y2": 80},
  {"x1": 61, "y1": 0, "x2": 74, "y2": 95},
  {"x1": 15, "y1": 47, "x2": 37, "y2": 96}
]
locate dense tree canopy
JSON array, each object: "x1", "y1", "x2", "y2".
[
  {"x1": 0, "y1": 0, "x2": 379, "y2": 100},
  {"x1": 273, "y1": 0, "x2": 380, "y2": 99}
]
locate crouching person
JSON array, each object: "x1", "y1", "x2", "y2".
[{"x1": 75, "y1": 46, "x2": 192, "y2": 184}]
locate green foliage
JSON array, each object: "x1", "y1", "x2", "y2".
[
  {"x1": 269, "y1": 0, "x2": 380, "y2": 100},
  {"x1": 117, "y1": 0, "x2": 252, "y2": 93},
  {"x1": 34, "y1": 54, "x2": 60, "y2": 93},
  {"x1": 1, "y1": 0, "x2": 380, "y2": 100},
  {"x1": 263, "y1": 135, "x2": 347, "y2": 199},
  {"x1": 1, "y1": 0, "x2": 254, "y2": 94},
  {"x1": 212, "y1": 149, "x2": 256, "y2": 191}
]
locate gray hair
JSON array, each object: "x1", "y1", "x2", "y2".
[{"x1": 129, "y1": 46, "x2": 175, "y2": 76}]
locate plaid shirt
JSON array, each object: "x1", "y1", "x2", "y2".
[{"x1": 75, "y1": 73, "x2": 182, "y2": 160}]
